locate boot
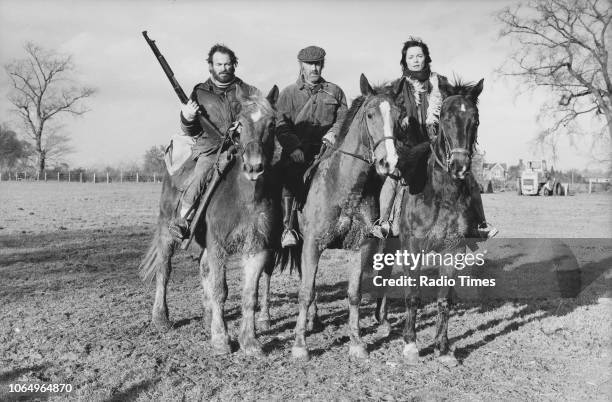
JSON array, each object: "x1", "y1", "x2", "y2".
[
  {"x1": 281, "y1": 196, "x2": 299, "y2": 247},
  {"x1": 168, "y1": 203, "x2": 196, "y2": 241},
  {"x1": 370, "y1": 176, "x2": 399, "y2": 239},
  {"x1": 370, "y1": 219, "x2": 391, "y2": 239},
  {"x1": 168, "y1": 217, "x2": 190, "y2": 241},
  {"x1": 476, "y1": 222, "x2": 498, "y2": 239}
]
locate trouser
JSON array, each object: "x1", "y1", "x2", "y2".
[
  {"x1": 378, "y1": 173, "x2": 488, "y2": 228},
  {"x1": 180, "y1": 155, "x2": 216, "y2": 218}
]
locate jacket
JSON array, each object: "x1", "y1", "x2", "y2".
[
  {"x1": 180, "y1": 77, "x2": 260, "y2": 156},
  {"x1": 275, "y1": 78, "x2": 347, "y2": 157}
]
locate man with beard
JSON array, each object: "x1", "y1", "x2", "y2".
[
  {"x1": 276, "y1": 45, "x2": 348, "y2": 247},
  {"x1": 168, "y1": 44, "x2": 260, "y2": 240}
]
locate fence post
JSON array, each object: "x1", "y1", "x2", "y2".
[
  {"x1": 106, "y1": 171, "x2": 109, "y2": 183},
  {"x1": 37, "y1": 172, "x2": 40, "y2": 181},
  {"x1": 136, "y1": 172, "x2": 139, "y2": 183},
  {"x1": 58, "y1": 171, "x2": 60, "y2": 181},
  {"x1": 68, "y1": 171, "x2": 71, "y2": 182},
  {"x1": 44, "y1": 171, "x2": 47, "y2": 181},
  {"x1": 153, "y1": 172, "x2": 156, "y2": 183},
  {"x1": 93, "y1": 172, "x2": 96, "y2": 183}
]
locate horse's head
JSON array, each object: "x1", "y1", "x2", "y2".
[
  {"x1": 359, "y1": 74, "x2": 400, "y2": 176},
  {"x1": 436, "y1": 76, "x2": 483, "y2": 180},
  {"x1": 234, "y1": 85, "x2": 279, "y2": 181}
]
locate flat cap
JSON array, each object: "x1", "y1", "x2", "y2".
[{"x1": 297, "y1": 46, "x2": 326, "y2": 62}]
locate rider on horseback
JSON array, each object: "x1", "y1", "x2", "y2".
[
  {"x1": 379, "y1": 37, "x2": 497, "y2": 240},
  {"x1": 276, "y1": 46, "x2": 348, "y2": 247},
  {"x1": 168, "y1": 44, "x2": 260, "y2": 240}
]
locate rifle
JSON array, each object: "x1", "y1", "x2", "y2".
[
  {"x1": 142, "y1": 30, "x2": 225, "y2": 141},
  {"x1": 143, "y1": 30, "x2": 234, "y2": 251}
]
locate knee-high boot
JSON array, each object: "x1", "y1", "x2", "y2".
[{"x1": 281, "y1": 196, "x2": 299, "y2": 247}]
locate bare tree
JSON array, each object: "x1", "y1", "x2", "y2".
[
  {"x1": 496, "y1": 0, "x2": 611, "y2": 161},
  {"x1": 4, "y1": 42, "x2": 96, "y2": 174}
]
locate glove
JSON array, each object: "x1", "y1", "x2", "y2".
[
  {"x1": 290, "y1": 148, "x2": 305, "y2": 163},
  {"x1": 426, "y1": 123, "x2": 438, "y2": 140},
  {"x1": 181, "y1": 100, "x2": 198, "y2": 122},
  {"x1": 322, "y1": 131, "x2": 336, "y2": 146}
]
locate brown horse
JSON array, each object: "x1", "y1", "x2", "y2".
[
  {"x1": 259, "y1": 74, "x2": 406, "y2": 360},
  {"x1": 377, "y1": 76, "x2": 484, "y2": 366},
  {"x1": 139, "y1": 85, "x2": 280, "y2": 356}
]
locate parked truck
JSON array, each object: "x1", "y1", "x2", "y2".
[{"x1": 517, "y1": 160, "x2": 567, "y2": 196}]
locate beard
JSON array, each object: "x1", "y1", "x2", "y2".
[{"x1": 210, "y1": 67, "x2": 235, "y2": 83}]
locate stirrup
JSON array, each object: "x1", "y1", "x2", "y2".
[
  {"x1": 281, "y1": 228, "x2": 300, "y2": 248},
  {"x1": 168, "y1": 218, "x2": 190, "y2": 241},
  {"x1": 477, "y1": 222, "x2": 498, "y2": 239},
  {"x1": 369, "y1": 220, "x2": 391, "y2": 239}
]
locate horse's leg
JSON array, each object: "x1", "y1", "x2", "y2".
[
  {"x1": 151, "y1": 229, "x2": 175, "y2": 331},
  {"x1": 374, "y1": 238, "x2": 392, "y2": 336},
  {"x1": 256, "y1": 261, "x2": 273, "y2": 331},
  {"x1": 375, "y1": 296, "x2": 391, "y2": 337},
  {"x1": 202, "y1": 242, "x2": 231, "y2": 354},
  {"x1": 402, "y1": 241, "x2": 420, "y2": 364},
  {"x1": 345, "y1": 239, "x2": 376, "y2": 359},
  {"x1": 434, "y1": 252, "x2": 459, "y2": 367},
  {"x1": 238, "y1": 250, "x2": 271, "y2": 356},
  {"x1": 307, "y1": 291, "x2": 322, "y2": 332},
  {"x1": 402, "y1": 293, "x2": 420, "y2": 364},
  {"x1": 291, "y1": 235, "x2": 322, "y2": 360},
  {"x1": 199, "y1": 249, "x2": 212, "y2": 330}
]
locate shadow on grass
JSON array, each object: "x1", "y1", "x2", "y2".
[{"x1": 105, "y1": 378, "x2": 160, "y2": 402}]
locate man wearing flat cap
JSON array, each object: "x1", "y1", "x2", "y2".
[{"x1": 276, "y1": 45, "x2": 348, "y2": 247}]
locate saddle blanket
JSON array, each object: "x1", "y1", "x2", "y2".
[{"x1": 164, "y1": 134, "x2": 196, "y2": 176}]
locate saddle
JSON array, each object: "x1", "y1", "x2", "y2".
[{"x1": 165, "y1": 138, "x2": 236, "y2": 249}]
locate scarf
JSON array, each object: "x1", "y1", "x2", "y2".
[
  {"x1": 211, "y1": 76, "x2": 236, "y2": 89},
  {"x1": 403, "y1": 65, "x2": 431, "y2": 82},
  {"x1": 403, "y1": 70, "x2": 442, "y2": 127}
]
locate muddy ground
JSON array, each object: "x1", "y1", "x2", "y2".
[{"x1": 0, "y1": 182, "x2": 611, "y2": 401}]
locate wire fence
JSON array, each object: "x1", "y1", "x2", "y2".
[{"x1": 0, "y1": 170, "x2": 163, "y2": 183}]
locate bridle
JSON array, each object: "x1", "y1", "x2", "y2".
[
  {"x1": 324, "y1": 96, "x2": 396, "y2": 166},
  {"x1": 430, "y1": 99, "x2": 475, "y2": 172}
]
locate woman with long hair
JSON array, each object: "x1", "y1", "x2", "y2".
[{"x1": 371, "y1": 37, "x2": 497, "y2": 239}]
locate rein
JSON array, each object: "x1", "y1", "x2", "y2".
[
  {"x1": 324, "y1": 99, "x2": 395, "y2": 166},
  {"x1": 430, "y1": 102, "x2": 472, "y2": 172}
]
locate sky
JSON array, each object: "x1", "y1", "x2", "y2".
[{"x1": 0, "y1": 0, "x2": 606, "y2": 171}]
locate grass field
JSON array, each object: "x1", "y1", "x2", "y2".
[{"x1": 0, "y1": 182, "x2": 610, "y2": 401}]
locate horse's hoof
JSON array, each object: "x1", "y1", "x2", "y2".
[
  {"x1": 257, "y1": 319, "x2": 271, "y2": 331},
  {"x1": 377, "y1": 321, "x2": 392, "y2": 338},
  {"x1": 437, "y1": 353, "x2": 459, "y2": 367},
  {"x1": 152, "y1": 316, "x2": 173, "y2": 332},
  {"x1": 241, "y1": 340, "x2": 264, "y2": 357},
  {"x1": 291, "y1": 346, "x2": 310, "y2": 361},
  {"x1": 402, "y1": 343, "x2": 419, "y2": 365},
  {"x1": 211, "y1": 338, "x2": 232, "y2": 355},
  {"x1": 348, "y1": 343, "x2": 369, "y2": 359}
]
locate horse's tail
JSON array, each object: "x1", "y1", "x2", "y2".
[
  {"x1": 139, "y1": 225, "x2": 165, "y2": 284},
  {"x1": 274, "y1": 241, "x2": 302, "y2": 278}
]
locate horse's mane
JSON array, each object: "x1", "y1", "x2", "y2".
[
  {"x1": 446, "y1": 76, "x2": 480, "y2": 105},
  {"x1": 336, "y1": 84, "x2": 394, "y2": 145},
  {"x1": 336, "y1": 96, "x2": 365, "y2": 143},
  {"x1": 240, "y1": 93, "x2": 275, "y2": 117}
]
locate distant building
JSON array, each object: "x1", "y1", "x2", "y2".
[{"x1": 483, "y1": 163, "x2": 507, "y2": 181}]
